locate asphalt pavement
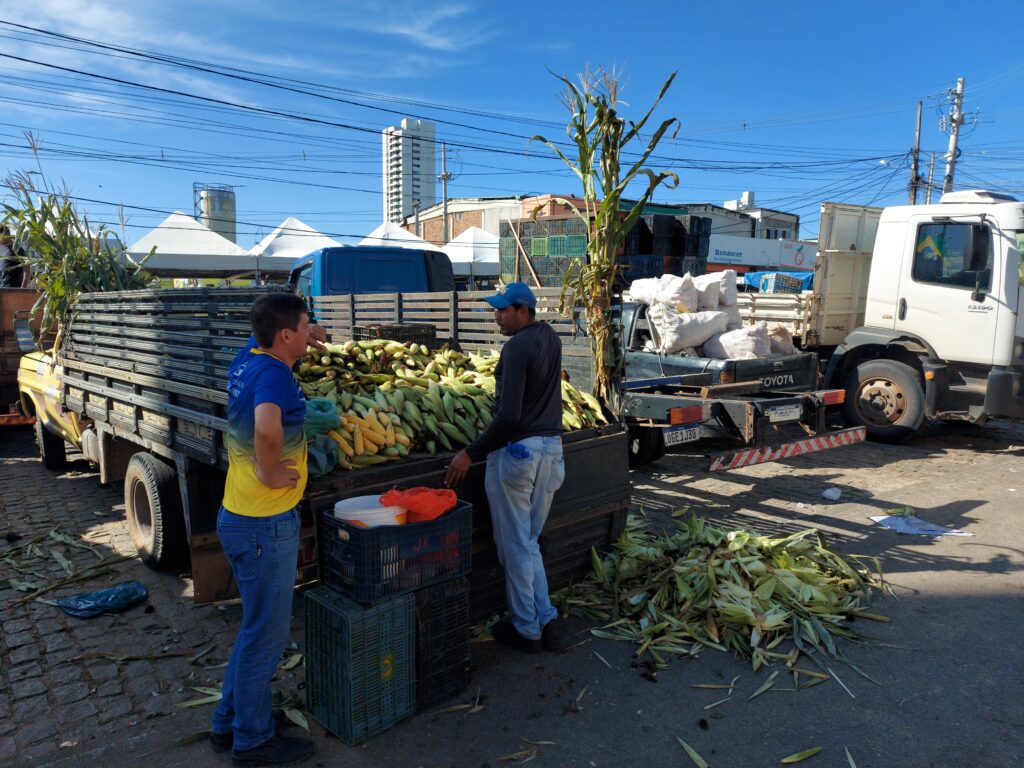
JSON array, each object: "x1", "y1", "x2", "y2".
[{"x1": 2, "y1": 419, "x2": 1022, "y2": 768}]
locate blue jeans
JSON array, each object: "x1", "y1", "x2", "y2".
[
  {"x1": 212, "y1": 506, "x2": 300, "y2": 750},
  {"x1": 485, "y1": 435, "x2": 565, "y2": 640}
]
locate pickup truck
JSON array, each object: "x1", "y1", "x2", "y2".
[
  {"x1": 617, "y1": 301, "x2": 861, "y2": 469},
  {"x1": 17, "y1": 285, "x2": 629, "y2": 611}
]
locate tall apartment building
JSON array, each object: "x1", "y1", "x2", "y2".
[{"x1": 382, "y1": 118, "x2": 437, "y2": 224}]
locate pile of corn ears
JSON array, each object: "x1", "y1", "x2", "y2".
[
  {"x1": 563, "y1": 514, "x2": 888, "y2": 673},
  {"x1": 296, "y1": 339, "x2": 607, "y2": 468}
]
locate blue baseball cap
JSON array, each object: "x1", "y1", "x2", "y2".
[{"x1": 485, "y1": 282, "x2": 537, "y2": 309}]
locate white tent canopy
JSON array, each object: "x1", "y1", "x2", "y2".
[
  {"x1": 127, "y1": 212, "x2": 281, "y2": 276},
  {"x1": 249, "y1": 217, "x2": 341, "y2": 262},
  {"x1": 445, "y1": 226, "x2": 499, "y2": 277},
  {"x1": 359, "y1": 221, "x2": 440, "y2": 250}
]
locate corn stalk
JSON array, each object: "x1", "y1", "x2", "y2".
[
  {"x1": 531, "y1": 68, "x2": 680, "y2": 405},
  {"x1": 2, "y1": 159, "x2": 151, "y2": 351}
]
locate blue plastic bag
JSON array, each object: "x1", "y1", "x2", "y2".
[
  {"x1": 304, "y1": 397, "x2": 341, "y2": 437},
  {"x1": 307, "y1": 433, "x2": 339, "y2": 477},
  {"x1": 56, "y1": 580, "x2": 149, "y2": 618}
]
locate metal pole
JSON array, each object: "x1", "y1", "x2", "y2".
[
  {"x1": 926, "y1": 152, "x2": 936, "y2": 204},
  {"x1": 909, "y1": 101, "x2": 922, "y2": 204},
  {"x1": 439, "y1": 144, "x2": 452, "y2": 244},
  {"x1": 943, "y1": 78, "x2": 965, "y2": 194}
]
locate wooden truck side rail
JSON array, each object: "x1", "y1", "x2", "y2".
[{"x1": 29, "y1": 285, "x2": 630, "y2": 611}]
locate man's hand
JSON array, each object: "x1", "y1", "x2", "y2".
[
  {"x1": 308, "y1": 323, "x2": 328, "y2": 350},
  {"x1": 255, "y1": 458, "x2": 300, "y2": 489},
  {"x1": 444, "y1": 450, "x2": 472, "y2": 488}
]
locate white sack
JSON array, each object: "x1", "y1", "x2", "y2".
[
  {"x1": 701, "y1": 322, "x2": 772, "y2": 360},
  {"x1": 723, "y1": 304, "x2": 744, "y2": 331},
  {"x1": 648, "y1": 305, "x2": 729, "y2": 354},
  {"x1": 766, "y1": 323, "x2": 796, "y2": 356},
  {"x1": 712, "y1": 269, "x2": 739, "y2": 306},
  {"x1": 692, "y1": 275, "x2": 721, "y2": 311},
  {"x1": 655, "y1": 273, "x2": 698, "y2": 313},
  {"x1": 630, "y1": 277, "x2": 662, "y2": 306}
]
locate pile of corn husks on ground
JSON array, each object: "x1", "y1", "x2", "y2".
[
  {"x1": 562, "y1": 514, "x2": 888, "y2": 675},
  {"x1": 296, "y1": 340, "x2": 606, "y2": 468}
]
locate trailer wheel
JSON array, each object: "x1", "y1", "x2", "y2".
[
  {"x1": 124, "y1": 453, "x2": 187, "y2": 570},
  {"x1": 34, "y1": 418, "x2": 67, "y2": 471},
  {"x1": 628, "y1": 426, "x2": 662, "y2": 469},
  {"x1": 842, "y1": 359, "x2": 924, "y2": 443}
]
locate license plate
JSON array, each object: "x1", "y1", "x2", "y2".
[
  {"x1": 766, "y1": 404, "x2": 802, "y2": 423},
  {"x1": 664, "y1": 423, "x2": 700, "y2": 445}
]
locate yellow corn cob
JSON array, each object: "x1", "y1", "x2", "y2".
[{"x1": 361, "y1": 428, "x2": 387, "y2": 447}]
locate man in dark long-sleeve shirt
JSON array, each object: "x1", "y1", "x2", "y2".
[{"x1": 445, "y1": 282, "x2": 566, "y2": 653}]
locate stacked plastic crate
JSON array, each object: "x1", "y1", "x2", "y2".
[{"x1": 305, "y1": 498, "x2": 474, "y2": 744}]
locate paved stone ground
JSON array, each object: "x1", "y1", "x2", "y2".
[
  {"x1": 0, "y1": 430, "x2": 308, "y2": 766},
  {"x1": 2, "y1": 419, "x2": 1023, "y2": 767}
]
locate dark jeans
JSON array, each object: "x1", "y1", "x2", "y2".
[{"x1": 211, "y1": 506, "x2": 299, "y2": 750}]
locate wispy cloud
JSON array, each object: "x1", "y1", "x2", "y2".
[{"x1": 267, "y1": 1, "x2": 495, "y2": 54}]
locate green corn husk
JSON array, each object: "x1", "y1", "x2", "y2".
[{"x1": 560, "y1": 514, "x2": 888, "y2": 675}]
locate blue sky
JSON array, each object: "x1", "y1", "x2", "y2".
[{"x1": 1, "y1": 1, "x2": 1023, "y2": 248}]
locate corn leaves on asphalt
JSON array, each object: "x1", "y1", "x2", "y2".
[
  {"x1": 562, "y1": 514, "x2": 887, "y2": 675},
  {"x1": 295, "y1": 339, "x2": 607, "y2": 469}
]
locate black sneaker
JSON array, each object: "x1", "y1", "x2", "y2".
[
  {"x1": 210, "y1": 730, "x2": 233, "y2": 753},
  {"x1": 492, "y1": 619, "x2": 542, "y2": 654},
  {"x1": 232, "y1": 733, "x2": 315, "y2": 765},
  {"x1": 541, "y1": 620, "x2": 567, "y2": 652}
]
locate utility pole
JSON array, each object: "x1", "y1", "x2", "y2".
[
  {"x1": 413, "y1": 200, "x2": 421, "y2": 238},
  {"x1": 909, "y1": 101, "x2": 922, "y2": 204},
  {"x1": 925, "y1": 152, "x2": 936, "y2": 204},
  {"x1": 942, "y1": 78, "x2": 965, "y2": 194},
  {"x1": 438, "y1": 143, "x2": 453, "y2": 244}
]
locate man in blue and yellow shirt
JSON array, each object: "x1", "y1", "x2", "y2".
[{"x1": 210, "y1": 292, "x2": 318, "y2": 765}]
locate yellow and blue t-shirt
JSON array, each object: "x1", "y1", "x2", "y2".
[{"x1": 222, "y1": 338, "x2": 307, "y2": 516}]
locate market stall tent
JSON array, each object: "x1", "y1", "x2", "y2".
[
  {"x1": 127, "y1": 212, "x2": 286, "y2": 277},
  {"x1": 359, "y1": 222, "x2": 441, "y2": 250},
  {"x1": 444, "y1": 226, "x2": 499, "y2": 277},
  {"x1": 249, "y1": 217, "x2": 342, "y2": 264}
]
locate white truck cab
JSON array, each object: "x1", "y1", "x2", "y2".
[{"x1": 826, "y1": 190, "x2": 1024, "y2": 440}]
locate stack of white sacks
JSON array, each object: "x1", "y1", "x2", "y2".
[{"x1": 629, "y1": 270, "x2": 795, "y2": 360}]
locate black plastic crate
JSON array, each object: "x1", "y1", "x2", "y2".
[
  {"x1": 304, "y1": 587, "x2": 415, "y2": 745},
  {"x1": 321, "y1": 500, "x2": 473, "y2": 604},
  {"x1": 414, "y1": 577, "x2": 470, "y2": 711},
  {"x1": 352, "y1": 323, "x2": 436, "y2": 349}
]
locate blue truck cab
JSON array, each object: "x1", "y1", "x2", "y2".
[{"x1": 289, "y1": 246, "x2": 455, "y2": 297}]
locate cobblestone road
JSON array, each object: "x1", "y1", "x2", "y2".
[{"x1": 2, "y1": 419, "x2": 1022, "y2": 767}]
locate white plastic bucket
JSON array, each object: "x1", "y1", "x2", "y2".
[{"x1": 333, "y1": 495, "x2": 407, "y2": 528}]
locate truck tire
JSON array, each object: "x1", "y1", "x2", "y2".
[
  {"x1": 628, "y1": 426, "x2": 661, "y2": 469},
  {"x1": 842, "y1": 359, "x2": 924, "y2": 443},
  {"x1": 34, "y1": 418, "x2": 67, "y2": 470},
  {"x1": 124, "y1": 453, "x2": 187, "y2": 570}
]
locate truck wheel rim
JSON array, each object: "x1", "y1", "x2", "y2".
[
  {"x1": 857, "y1": 377, "x2": 906, "y2": 426},
  {"x1": 130, "y1": 479, "x2": 153, "y2": 541}
]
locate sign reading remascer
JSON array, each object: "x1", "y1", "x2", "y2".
[{"x1": 708, "y1": 234, "x2": 817, "y2": 269}]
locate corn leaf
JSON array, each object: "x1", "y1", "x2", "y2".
[
  {"x1": 675, "y1": 736, "x2": 710, "y2": 768},
  {"x1": 781, "y1": 746, "x2": 823, "y2": 763},
  {"x1": 748, "y1": 671, "x2": 780, "y2": 701}
]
